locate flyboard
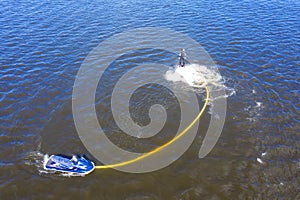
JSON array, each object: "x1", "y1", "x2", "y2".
[{"x1": 44, "y1": 154, "x2": 95, "y2": 175}]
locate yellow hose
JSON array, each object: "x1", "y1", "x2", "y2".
[{"x1": 95, "y1": 86, "x2": 209, "y2": 169}]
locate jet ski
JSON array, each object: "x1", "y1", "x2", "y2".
[{"x1": 44, "y1": 154, "x2": 95, "y2": 175}]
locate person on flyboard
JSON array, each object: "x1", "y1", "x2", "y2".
[{"x1": 178, "y1": 48, "x2": 187, "y2": 67}]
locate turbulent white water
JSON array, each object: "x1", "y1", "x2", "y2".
[
  {"x1": 165, "y1": 64, "x2": 224, "y2": 89},
  {"x1": 165, "y1": 63, "x2": 235, "y2": 117}
]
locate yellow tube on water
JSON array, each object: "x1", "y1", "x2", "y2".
[{"x1": 95, "y1": 86, "x2": 209, "y2": 169}]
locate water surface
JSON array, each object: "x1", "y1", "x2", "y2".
[{"x1": 1, "y1": 0, "x2": 300, "y2": 199}]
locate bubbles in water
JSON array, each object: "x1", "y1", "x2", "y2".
[
  {"x1": 164, "y1": 63, "x2": 236, "y2": 121},
  {"x1": 165, "y1": 64, "x2": 223, "y2": 88},
  {"x1": 256, "y1": 157, "x2": 264, "y2": 164},
  {"x1": 256, "y1": 101, "x2": 262, "y2": 108},
  {"x1": 164, "y1": 63, "x2": 234, "y2": 99},
  {"x1": 261, "y1": 152, "x2": 267, "y2": 156},
  {"x1": 24, "y1": 151, "x2": 50, "y2": 175},
  {"x1": 245, "y1": 101, "x2": 264, "y2": 122}
]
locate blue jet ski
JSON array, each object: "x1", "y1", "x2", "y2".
[{"x1": 44, "y1": 154, "x2": 95, "y2": 175}]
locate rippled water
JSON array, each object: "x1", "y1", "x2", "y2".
[{"x1": 1, "y1": 0, "x2": 300, "y2": 199}]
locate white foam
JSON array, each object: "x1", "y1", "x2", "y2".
[
  {"x1": 255, "y1": 101, "x2": 262, "y2": 108},
  {"x1": 257, "y1": 157, "x2": 264, "y2": 164},
  {"x1": 261, "y1": 152, "x2": 267, "y2": 156},
  {"x1": 165, "y1": 64, "x2": 223, "y2": 89}
]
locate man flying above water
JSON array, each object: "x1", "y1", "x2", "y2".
[{"x1": 178, "y1": 48, "x2": 187, "y2": 67}]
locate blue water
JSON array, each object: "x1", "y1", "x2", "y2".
[{"x1": 1, "y1": 0, "x2": 300, "y2": 199}]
